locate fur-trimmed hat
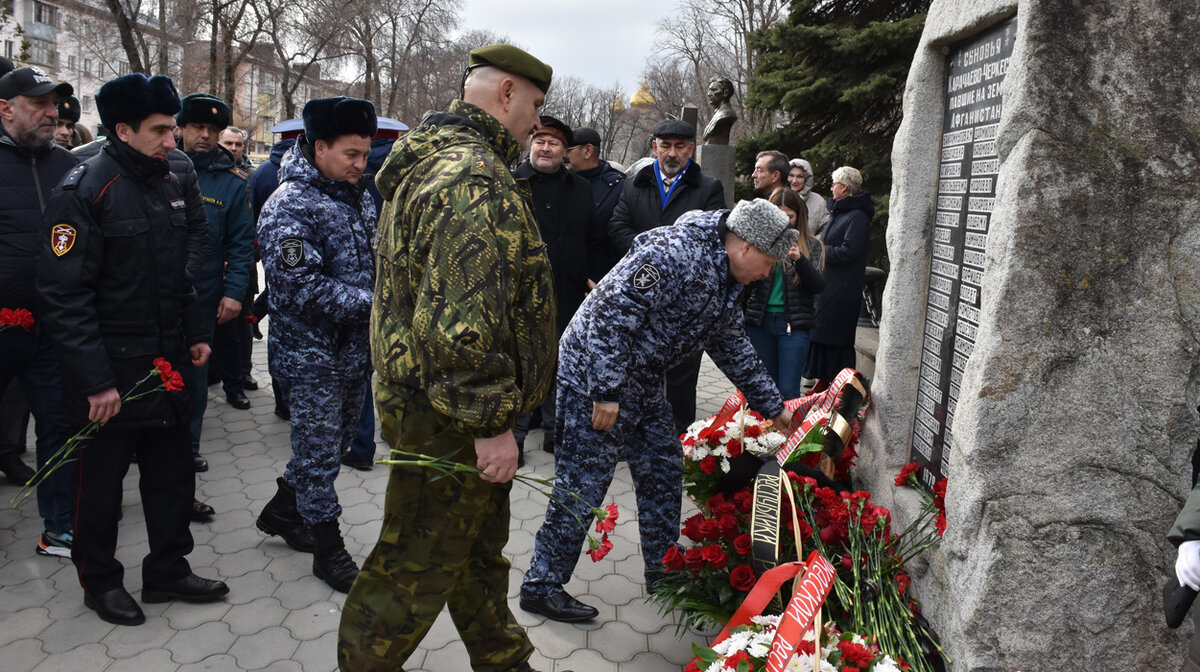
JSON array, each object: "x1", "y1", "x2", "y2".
[
  {"x1": 532, "y1": 115, "x2": 572, "y2": 146},
  {"x1": 726, "y1": 198, "x2": 798, "y2": 260},
  {"x1": 176, "y1": 93, "x2": 230, "y2": 129},
  {"x1": 302, "y1": 96, "x2": 377, "y2": 143},
  {"x1": 95, "y1": 74, "x2": 181, "y2": 131},
  {"x1": 57, "y1": 95, "x2": 81, "y2": 123}
]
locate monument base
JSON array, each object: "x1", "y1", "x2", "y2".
[{"x1": 695, "y1": 144, "x2": 735, "y2": 208}]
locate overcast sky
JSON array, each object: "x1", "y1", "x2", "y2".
[{"x1": 457, "y1": 0, "x2": 675, "y2": 94}]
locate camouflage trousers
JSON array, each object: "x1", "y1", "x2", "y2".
[
  {"x1": 520, "y1": 379, "x2": 682, "y2": 601},
  {"x1": 338, "y1": 382, "x2": 535, "y2": 672},
  {"x1": 282, "y1": 373, "x2": 366, "y2": 524}
]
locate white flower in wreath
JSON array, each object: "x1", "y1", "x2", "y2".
[{"x1": 872, "y1": 655, "x2": 903, "y2": 672}]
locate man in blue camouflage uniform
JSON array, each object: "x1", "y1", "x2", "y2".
[
  {"x1": 520, "y1": 199, "x2": 799, "y2": 622},
  {"x1": 255, "y1": 96, "x2": 377, "y2": 593}
]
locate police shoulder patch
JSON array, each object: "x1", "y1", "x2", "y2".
[
  {"x1": 62, "y1": 163, "x2": 87, "y2": 190},
  {"x1": 279, "y1": 238, "x2": 305, "y2": 267},
  {"x1": 632, "y1": 263, "x2": 661, "y2": 292},
  {"x1": 51, "y1": 223, "x2": 77, "y2": 257}
]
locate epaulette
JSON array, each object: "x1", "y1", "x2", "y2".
[
  {"x1": 61, "y1": 163, "x2": 87, "y2": 190},
  {"x1": 228, "y1": 167, "x2": 249, "y2": 181}
]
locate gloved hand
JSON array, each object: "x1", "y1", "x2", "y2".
[{"x1": 1175, "y1": 540, "x2": 1200, "y2": 589}]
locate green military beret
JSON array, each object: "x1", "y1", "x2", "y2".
[{"x1": 468, "y1": 44, "x2": 553, "y2": 94}]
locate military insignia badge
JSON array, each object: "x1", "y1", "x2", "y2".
[
  {"x1": 280, "y1": 238, "x2": 305, "y2": 267},
  {"x1": 632, "y1": 263, "x2": 660, "y2": 292},
  {"x1": 51, "y1": 223, "x2": 76, "y2": 257}
]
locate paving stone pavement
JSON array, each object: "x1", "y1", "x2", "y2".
[{"x1": 0, "y1": 338, "x2": 752, "y2": 672}]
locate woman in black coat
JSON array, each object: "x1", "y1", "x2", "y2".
[
  {"x1": 742, "y1": 188, "x2": 825, "y2": 400},
  {"x1": 807, "y1": 166, "x2": 873, "y2": 385}
]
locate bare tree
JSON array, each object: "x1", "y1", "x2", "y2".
[{"x1": 259, "y1": 0, "x2": 351, "y2": 119}]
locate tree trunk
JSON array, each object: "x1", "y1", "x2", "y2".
[{"x1": 103, "y1": 0, "x2": 147, "y2": 73}]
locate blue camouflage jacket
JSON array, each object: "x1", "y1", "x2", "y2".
[
  {"x1": 259, "y1": 139, "x2": 377, "y2": 379},
  {"x1": 559, "y1": 208, "x2": 784, "y2": 419}
]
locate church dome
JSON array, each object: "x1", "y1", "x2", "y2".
[{"x1": 629, "y1": 79, "x2": 655, "y2": 109}]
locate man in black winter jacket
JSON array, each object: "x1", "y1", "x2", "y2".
[
  {"x1": 37, "y1": 73, "x2": 229, "y2": 627},
  {"x1": 0, "y1": 66, "x2": 79, "y2": 556},
  {"x1": 512, "y1": 115, "x2": 606, "y2": 457},
  {"x1": 606, "y1": 119, "x2": 727, "y2": 435}
]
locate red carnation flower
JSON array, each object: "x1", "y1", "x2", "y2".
[
  {"x1": 594, "y1": 503, "x2": 619, "y2": 533},
  {"x1": 724, "y1": 650, "x2": 752, "y2": 669},
  {"x1": 935, "y1": 511, "x2": 947, "y2": 536},
  {"x1": 837, "y1": 641, "x2": 875, "y2": 668},
  {"x1": 726, "y1": 438, "x2": 743, "y2": 457},
  {"x1": 729, "y1": 564, "x2": 755, "y2": 591},
  {"x1": 586, "y1": 533, "x2": 613, "y2": 561},
  {"x1": 894, "y1": 462, "x2": 920, "y2": 487},
  {"x1": 744, "y1": 423, "x2": 763, "y2": 438},
  {"x1": 700, "y1": 456, "x2": 718, "y2": 474},
  {"x1": 685, "y1": 661, "x2": 703, "y2": 672}
]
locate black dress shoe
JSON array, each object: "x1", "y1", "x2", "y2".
[
  {"x1": 190, "y1": 498, "x2": 215, "y2": 522},
  {"x1": 519, "y1": 589, "x2": 598, "y2": 623},
  {"x1": 242, "y1": 375, "x2": 259, "y2": 391},
  {"x1": 0, "y1": 452, "x2": 35, "y2": 485},
  {"x1": 85, "y1": 587, "x2": 145, "y2": 626},
  {"x1": 192, "y1": 456, "x2": 208, "y2": 473},
  {"x1": 226, "y1": 391, "x2": 251, "y2": 409},
  {"x1": 340, "y1": 452, "x2": 374, "y2": 471},
  {"x1": 142, "y1": 573, "x2": 229, "y2": 603}
]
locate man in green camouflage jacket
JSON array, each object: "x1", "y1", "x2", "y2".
[{"x1": 338, "y1": 45, "x2": 558, "y2": 672}]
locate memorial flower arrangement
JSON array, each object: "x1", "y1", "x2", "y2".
[
  {"x1": 0, "y1": 307, "x2": 35, "y2": 331},
  {"x1": 652, "y1": 383, "x2": 948, "y2": 671},
  {"x1": 12, "y1": 357, "x2": 185, "y2": 506},
  {"x1": 687, "y1": 617, "x2": 908, "y2": 672},
  {"x1": 383, "y1": 449, "x2": 620, "y2": 562}
]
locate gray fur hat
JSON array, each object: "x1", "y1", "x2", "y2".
[{"x1": 726, "y1": 198, "x2": 798, "y2": 259}]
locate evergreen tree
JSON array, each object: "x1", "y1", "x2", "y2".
[{"x1": 740, "y1": 0, "x2": 930, "y2": 269}]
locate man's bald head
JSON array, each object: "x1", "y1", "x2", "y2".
[{"x1": 462, "y1": 66, "x2": 545, "y2": 150}]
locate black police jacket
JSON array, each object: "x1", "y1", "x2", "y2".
[
  {"x1": 37, "y1": 138, "x2": 210, "y2": 428},
  {"x1": 0, "y1": 130, "x2": 79, "y2": 314}
]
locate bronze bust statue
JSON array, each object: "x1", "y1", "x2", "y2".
[{"x1": 702, "y1": 78, "x2": 737, "y2": 145}]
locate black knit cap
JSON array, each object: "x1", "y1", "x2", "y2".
[
  {"x1": 176, "y1": 93, "x2": 230, "y2": 128},
  {"x1": 651, "y1": 119, "x2": 694, "y2": 141},
  {"x1": 95, "y1": 74, "x2": 180, "y2": 131},
  {"x1": 302, "y1": 96, "x2": 377, "y2": 142},
  {"x1": 57, "y1": 95, "x2": 81, "y2": 123}
]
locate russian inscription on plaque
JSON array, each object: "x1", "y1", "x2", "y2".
[{"x1": 910, "y1": 18, "x2": 1017, "y2": 485}]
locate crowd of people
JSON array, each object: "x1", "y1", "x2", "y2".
[{"x1": 0, "y1": 43, "x2": 877, "y2": 670}]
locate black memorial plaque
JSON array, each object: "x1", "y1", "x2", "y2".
[{"x1": 910, "y1": 18, "x2": 1017, "y2": 486}]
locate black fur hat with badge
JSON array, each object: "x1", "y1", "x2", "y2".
[
  {"x1": 301, "y1": 96, "x2": 377, "y2": 143},
  {"x1": 95, "y1": 73, "x2": 181, "y2": 132},
  {"x1": 176, "y1": 93, "x2": 231, "y2": 129}
]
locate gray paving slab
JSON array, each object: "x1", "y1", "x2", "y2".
[{"x1": 1, "y1": 316, "x2": 879, "y2": 671}]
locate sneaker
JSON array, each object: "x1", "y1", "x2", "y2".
[{"x1": 37, "y1": 528, "x2": 73, "y2": 558}]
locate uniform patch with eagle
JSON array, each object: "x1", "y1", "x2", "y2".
[{"x1": 280, "y1": 238, "x2": 305, "y2": 267}]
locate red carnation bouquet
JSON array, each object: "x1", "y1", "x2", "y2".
[
  {"x1": 12, "y1": 357, "x2": 185, "y2": 506},
  {"x1": 383, "y1": 450, "x2": 620, "y2": 562}
]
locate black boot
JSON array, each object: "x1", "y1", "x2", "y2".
[
  {"x1": 310, "y1": 520, "x2": 359, "y2": 593},
  {"x1": 256, "y1": 477, "x2": 314, "y2": 552}
]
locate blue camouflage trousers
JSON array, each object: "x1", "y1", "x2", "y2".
[
  {"x1": 521, "y1": 379, "x2": 683, "y2": 600},
  {"x1": 282, "y1": 373, "x2": 367, "y2": 524}
]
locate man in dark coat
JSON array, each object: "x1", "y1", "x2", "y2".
[
  {"x1": 176, "y1": 94, "x2": 254, "y2": 475},
  {"x1": 37, "y1": 73, "x2": 229, "y2": 627},
  {"x1": 512, "y1": 115, "x2": 606, "y2": 457},
  {"x1": 807, "y1": 165, "x2": 873, "y2": 384},
  {"x1": 565, "y1": 125, "x2": 624, "y2": 275},
  {"x1": 0, "y1": 66, "x2": 79, "y2": 554},
  {"x1": 606, "y1": 119, "x2": 727, "y2": 435}
]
